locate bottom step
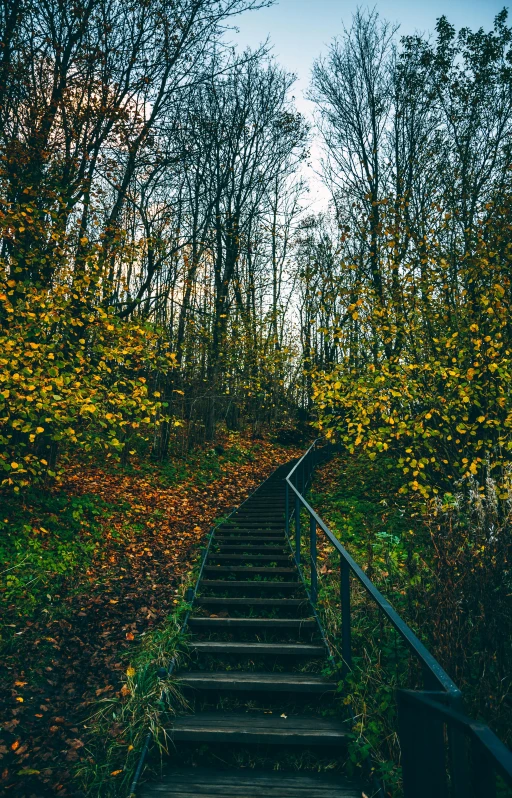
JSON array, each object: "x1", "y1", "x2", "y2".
[{"x1": 140, "y1": 766, "x2": 361, "y2": 797}]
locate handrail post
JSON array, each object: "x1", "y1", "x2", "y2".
[
  {"x1": 310, "y1": 513, "x2": 317, "y2": 605},
  {"x1": 295, "y1": 492, "x2": 301, "y2": 565},
  {"x1": 341, "y1": 558, "x2": 352, "y2": 675},
  {"x1": 285, "y1": 481, "x2": 289, "y2": 537}
]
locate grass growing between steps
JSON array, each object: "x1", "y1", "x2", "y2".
[{"x1": 0, "y1": 431, "x2": 301, "y2": 798}]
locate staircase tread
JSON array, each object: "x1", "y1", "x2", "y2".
[
  {"x1": 170, "y1": 710, "x2": 349, "y2": 733},
  {"x1": 196, "y1": 597, "x2": 306, "y2": 605},
  {"x1": 215, "y1": 537, "x2": 287, "y2": 542},
  {"x1": 191, "y1": 641, "x2": 324, "y2": 654},
  {"x1": 139, "y1": 767, "x2": 361, "y2": 797},
  {"x1": 179, "y1": 671, "x2": 337, "y2": 689},
  {"x1": 200, "y1": 580, "x2": 301, "y2": 588},
  {"x1": 203, "y1": 566, "x2": 296, "y2": 573},
  {"x1": 188, "y1": 617, "x2": 315, "y2": 627},
  {"x1": 216, "y1": 545, "x2": 289, "y2": 550},
  {"x1": 208, "y1": 554, "x2": 291, "y2": 561}
]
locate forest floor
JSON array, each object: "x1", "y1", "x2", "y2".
[{"x1": 0, "y1": 432, "x2": 301, "y2": 798}]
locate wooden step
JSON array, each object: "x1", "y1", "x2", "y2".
[
  {"x1": 220, "y1": 523, "x2": 285, "y2": 529},
  {"x1": 207, "y1": 554, "x2": 291, "y2": 562},
  {"x1": 203, "y1": 566, "x2": 296, "y2": 575},
  {"x1": 188, "y1": 617, "x2": 316, "y2": 629},
  {"x1": 215, "y1": 546, "x2": 289, "y2": 554},
  {"x1": 243, "y1": 499, "x2": 286, "y2": 505},
  {"x1": 195, "y1": 597, "x2": 307, "y2": 607},
  {"x1": 191, "y1": 642, "x2": 324, "y2": 655},
  {"x1": 218, "y1": 523, "x2": 285, "y2": 529},
  {"x1": 167, "y1": 711, "x2": 349, "y2": 746},
  {"x1": 215, "y1": 536, "x2": 287, "y2": 543},
  {"x1": 200, "y1": 580, "x2": 301, "y2": 590},
  {"x1": 178, "y1": 671, "x2": 336, "y2": 693},
  {"x1": 139, "y1": 767, "x2": 360, "y2": 797},
  {"x1": 215, "y1": 527, "x2": 287, "y2": 541}
]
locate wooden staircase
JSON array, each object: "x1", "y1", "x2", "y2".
[{"x1": 140, "y1": 462, "x2": 361, "y2": 797}]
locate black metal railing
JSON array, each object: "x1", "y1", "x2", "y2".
[{"x1": 286, "y1": 439, "x2": 512, "y2": 798}]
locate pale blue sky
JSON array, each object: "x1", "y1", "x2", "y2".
[{"x1": 230, "y1": 0, "x2": 507, "y2": 209}]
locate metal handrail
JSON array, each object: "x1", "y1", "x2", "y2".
[
  {"x1": 285, "y1": 440, "x2": 512, "y2": 797},
  {"x1": 285, "y1": 439, "x2": 459, "y2": 696}
]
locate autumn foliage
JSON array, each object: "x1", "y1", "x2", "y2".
[{"x1": 0, "y1": 257, "x2": 177, "y2": 490}]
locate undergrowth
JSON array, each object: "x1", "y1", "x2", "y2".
[
  {"x1": 0, "y1": 490, "x2": 120, "y2": 621},
  {"x1": 308, "y1": 449, "x2": 512, "y2": 795},
  {"x1": 76, "y1": 607, "x2": 191, "y2": 798}
]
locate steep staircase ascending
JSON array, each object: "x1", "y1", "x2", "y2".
[{"x1": 140, "y1": 462, "x2": 361, "y2": 798}]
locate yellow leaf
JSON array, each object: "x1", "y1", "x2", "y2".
[{"x1": 36, "y1": 426, "x2": 44, "y2": 434}]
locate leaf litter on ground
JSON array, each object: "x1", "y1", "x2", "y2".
[{"x1": 0, "y1": 432, "x2": 301, "y2": 797}]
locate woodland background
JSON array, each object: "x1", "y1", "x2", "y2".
[{"x1": 0, "y1": 1, "x2": 511, "y2": 794}]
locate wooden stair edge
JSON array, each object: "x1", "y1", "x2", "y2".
[
  {"x1": 178, "y1": 671, "x2": 338, "y2": 692},
  {"x1": 139, "y1": 767, "x2": 361, "y2": 797},
  {"x1": 167, "y1": 711, "x2": 350, "y2": 745}
]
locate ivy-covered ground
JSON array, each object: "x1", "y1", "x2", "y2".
[{"x1": 0, "y1": 432, "x2": 300, "y2": 797}]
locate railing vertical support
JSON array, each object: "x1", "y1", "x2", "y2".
[
  {"x1": 310, "y1": 513, "x2": 317, "y2": 605},
  {"x1": 285, "y1": 481, "x2": 289, "y2": 537},
  {"x1": 397, "y1": 693, "x2": 449, "y2": 798},
  {"x1": 295, "y1": 491, "x2": 301, "y2": 565},
  {"x1": 472, "y1": 738, "x2": 497, "y2": 798},
  {"x1": 340, "y1": 558, "x2": 352, "y2": 674}
]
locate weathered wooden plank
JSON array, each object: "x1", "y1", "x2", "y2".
[
  {"x1": 214, "y1": 537, "x2": 287, "y2": 543},
  {"x1": 219, "y1": 523, "x2": 285, "y2": 529},
  {"x1": 215, "y1": 545, "x2": 289, "y2": 552},
  {"x1": 191, "y1": 642, "x2": 324, "y2": 655},
  {"x1": 203, "y1": 566, "x2": 296, "y2": 574},
  {"x1": 167, "y1": 711, "x2": 349, "y2": 745},
  {"x1": 201, "y1": 579, "x2": 304, "y2": 590},
  {"x1": 178, "y1": 671, "x2": 337, "y2": 693},
  {"x1": 141, "y1": 777, "x2": 361, "y2": 798},
  {"x1": 188, "y1": 617, "x2": 315, "y2": 628},
  {"x1": 195, "y1": 597, "x2": 306, "y2": 606},
  {"x1": 207, "y1": 554, "x2": 291, "y2": 562}
]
